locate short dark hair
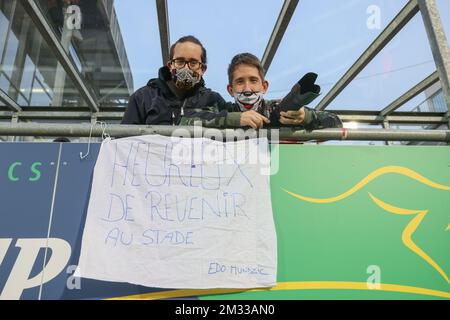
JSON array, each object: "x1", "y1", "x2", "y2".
[
  {"x1": 169, "y1": 35, "x2": 207, "y2": 64},
  {"x1": 227, "y1": 53, "x2": 265, "y2": 85}
]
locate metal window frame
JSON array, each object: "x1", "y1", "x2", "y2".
[
  {"x1": 0, "y1": 88, "x2": 22, "y2": 112},
  {"x1": 156, "y1": 0, "x2": 170, "y2": 65},
  {"x1": 20, "y1": 0, "x2": 99, "y2": 113},
  {"x1": 314, "y1": 0, "x2": 420, "y2": 111},
  {"x1": 418, "y1": 0, "x2": 450, "y2": 117},
  {"x1": 261, "y1": 0, "x2": 299, "y2": 73},
  {"x1": 380, "y1": 71, "x2": 439, "y2": 116}
]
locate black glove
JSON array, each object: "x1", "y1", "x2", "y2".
[{"x1": 278, "y1": 72, "x2": 321, "y2": 112}]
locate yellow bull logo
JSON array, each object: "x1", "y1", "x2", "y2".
[{"x1": 284, "y1": 166, "x2": 450, "y2": 289}]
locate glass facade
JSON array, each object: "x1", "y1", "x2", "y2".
[
  {"x1": 0, "y1": 0, "x2": 132, "y2": 108},
  {"x1": 430, "y1": 90, "x2": 447, "y2": 112}
]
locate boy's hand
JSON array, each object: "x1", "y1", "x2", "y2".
[
  {"x1": 280, "y1": 106, "x2": 305, "y2": 125},
  {"x1": 240, "y1": 110, "x2": 270, "y2": 129}
]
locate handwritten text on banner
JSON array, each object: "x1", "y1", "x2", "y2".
[{"x1": 77, "y1": 135, "x2": 277, "y2": 289}]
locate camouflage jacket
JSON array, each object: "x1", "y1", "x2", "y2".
[{"x1": 180, "y1": 100, "x2": 342, "y2": 130}]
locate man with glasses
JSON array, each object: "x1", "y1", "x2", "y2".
[{"x1": 121, "y1": 35, "x2": 226, "y2": 125}]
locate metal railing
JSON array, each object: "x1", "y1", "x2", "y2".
[{"x1": 0, "y1": 123, "x2": 449, "y2": 142}]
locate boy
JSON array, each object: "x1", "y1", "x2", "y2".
[{"x1": 180, "y1": 53, "x2": 342, "y2": 130}]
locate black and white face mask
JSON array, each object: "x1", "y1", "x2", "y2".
[
  {"x1": 233, "y1": 91, "x2": 265, "y2": 111},
  {"x1": 172, "y1": 68, "x2": 200, "y2": 90}
]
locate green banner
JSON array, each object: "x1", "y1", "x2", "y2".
[{"x1": 115, "y1": 145, "x2": 450, "y2": 300}]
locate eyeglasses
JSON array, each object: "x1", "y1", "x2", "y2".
[{"x1": 171, "y1": 58, "x2": 203, "y2": 71}]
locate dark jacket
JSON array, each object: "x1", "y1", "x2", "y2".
[{"x1": 121, "y1": 67, "x2": 226, "y2": 125}]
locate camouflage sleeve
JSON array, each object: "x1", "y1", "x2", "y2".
[
  {"x1": 266, "y1": 100, "x2": 342, "y2": 129},
  {"x1": 179, "y1": 102, "x2": 242, "y2": 128},
  {"x1": 302, "y1": 106, "x2": 343, "y2": 130}
]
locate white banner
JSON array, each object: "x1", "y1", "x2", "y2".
[{"x1": 77, "y1": 135, "x2": 277, "y2": 289}]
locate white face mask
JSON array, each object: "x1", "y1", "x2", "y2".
[{"x1": 233, "y1": 91, "x2": 265, "y2": 111}]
